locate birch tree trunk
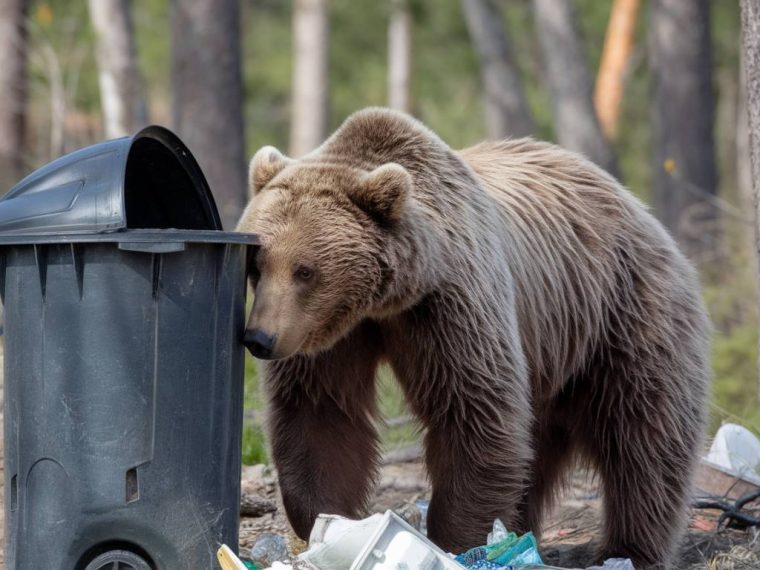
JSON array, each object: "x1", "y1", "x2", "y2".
[
  {"x1": 462, "y1": 0, "x2": 534, "y2": 139},
  {"x1": 290, "y1": 0, "x2": 329, "y2": 157},
  {"x1": 532, "y1": 0, "x2": 618, "y2": 175},
  {"x1": 171, "y1": 0, "x2": 247, "y2": 230},
  {"x1": 0, "y1": 0, "x2": 28, "y2": 190},
  {"x1": 649, "y1": 0, "x2": 716, "y2": 260},
  {"x1": 388, "y1": 0, "x2": 412, "y2": 113},
  {"x1": 88, "y1": 0, "x2": 148, "y2": 139},
  {"x1": 738, "y1": 42, "x2": 753, "y2": 210},
  {"x1": 740, "y1": 0, "x2": 760, "y2": 401}
]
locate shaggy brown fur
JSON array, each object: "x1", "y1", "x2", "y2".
[{"x1": 236, "y1": 108, "x2": 710, "y2": 570}]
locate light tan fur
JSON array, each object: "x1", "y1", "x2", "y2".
[{"x1": 237, "y1": 108, "x2": 710, "y2": 569}]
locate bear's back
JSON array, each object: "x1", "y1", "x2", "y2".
[{"x1": 458, "y1": 139, "x2": 702, "y2": 398}]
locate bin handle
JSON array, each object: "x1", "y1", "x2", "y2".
[{"x1": 118, "y1": 241, "x2": 186, "y2": 254}]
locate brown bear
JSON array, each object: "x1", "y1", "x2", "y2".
[{"x1": 236, "y1": 108, "x2": 710, "y2": 569}]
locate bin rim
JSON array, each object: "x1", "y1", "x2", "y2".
[{"x1": 0, "y1": 228, "x2": 260, "y2": 246}]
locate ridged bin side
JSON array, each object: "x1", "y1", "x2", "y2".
[{"x1": 1, "y1": 232, "x2": 255, "y2": 569}]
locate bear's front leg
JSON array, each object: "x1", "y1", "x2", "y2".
[
  {"x1": 263, "y1": 324, "x2": 382, "y2": 540},
  {"x1": 386, "y1": 296, "x2": 534, "y2": 553}
]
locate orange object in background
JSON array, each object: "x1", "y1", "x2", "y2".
[{"x1": 594, "y1": 0, "x2": 640, "y2": 140}]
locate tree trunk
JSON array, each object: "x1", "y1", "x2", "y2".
[
  {"x1": 171, "y1": 0, "x2": 247, "y2": 230},
  {"x1": 532, "y1": 0, "x2": 618, "y2": 175},
  {"x1": 0, "y1": 0, "x2": 28, "y2": 190},
  {"x1": 738, "y1": 45, "x2": 753, "y2": 210},
  {"x1": 594, "y1": 0, "x2": 640, "y2": 140},
  {"x1": 290, "y1": 0, "x2": 329, "y2": 157},
  {"x1": 388, "y1": 0, "x2": 412, "y2": 113},
  {"x1": 649, "y1": 0, "x2": 716, "y2": 261},
  {"x1": 461, "y1": 0, "x2": 534, "y2": 139},
  {"x1": 740, "y1": 0, "x2": 760, "y2": 401},
  {"x1": 88, "y1": 0, "x2": 148, "y2": 139}
]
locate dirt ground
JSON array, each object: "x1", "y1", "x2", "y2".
[
  {"x1": 0, "y1": 338, "x2": 757, "y2": 570},
  {"x1": 239, "y1": 460, "x2": 760, "y2": 570}
]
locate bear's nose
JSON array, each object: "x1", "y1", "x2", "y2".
[{"x1": 244, "y1": 329, "x2": 277, "y2": 359}]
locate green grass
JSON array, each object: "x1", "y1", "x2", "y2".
[
  {"x1": 241, "y1": 360, "x2": 421, "y2": 465},
  {"x1": 242, "y1": 423, "x2": 269, "y2": 465},
  {"x1": 377, "y1": 366, "x2": 420, "y2": 451},
  {"x1": 243, "y1": 353, "x2": 269, "y2": 464}
]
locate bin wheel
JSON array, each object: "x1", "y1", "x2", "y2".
[{"x1": 84, "y1": 549, "x2": 152, "y2": 570}]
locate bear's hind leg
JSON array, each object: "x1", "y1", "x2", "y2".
[
  {"x1": 423, "y1": 413, "x2": 533, "y2": 553},
  {"x1": 586, "y1": 363, "x2": 705, "y2": 569}
]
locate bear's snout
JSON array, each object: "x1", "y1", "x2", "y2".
[{"x1": 244, "y1": 328, "x2": 277, "y2": 359}]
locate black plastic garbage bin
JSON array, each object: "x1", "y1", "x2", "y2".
[{"x1": 0, "y1": 126, "x2": 258, "y2": 569}]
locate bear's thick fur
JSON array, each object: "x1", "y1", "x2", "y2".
[{"x1": 236, "y1": 109, "x2": 710, "y2": 569}]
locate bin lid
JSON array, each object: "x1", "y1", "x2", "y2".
[{"x1": 0, "y1": 126, "x2": 223, "y2": 235}]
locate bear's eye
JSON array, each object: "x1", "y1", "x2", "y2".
[{"x1": 294, "y1": 265, "x2": 315, "y2": 282}]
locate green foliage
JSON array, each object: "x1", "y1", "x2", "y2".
[
  {"x1": 133, "y1": 0, "x2": 170, "y2": 112},
  {"x1": 710, "y1": 323, "x2": 760, "y2": 434},
  {"x1": 243, "y1": 0, "x2": 293, "y2": 155},
  {"x1": 377, "y1": 366, "x2": 419, "y2": 450},
  {"x1": 22, "y1": 0, "x2": 759, "y2": 456},
  {"x1": 703, "y1": 225, "x2": 760, "y2": 437},
  {"x1": 242, "y1": 423, "x2": 269, "y2": 465},
  {"x1": 242, "y1": 351, "x2": 269, "y2": 464}
]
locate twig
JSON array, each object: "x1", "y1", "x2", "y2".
[{"x1": 692, "y1": 489, "x2": 760, "y2": 529}]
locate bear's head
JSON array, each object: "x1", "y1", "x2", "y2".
[{"x1": 237, "y1": 145, "x2": 412, "y2": 359}]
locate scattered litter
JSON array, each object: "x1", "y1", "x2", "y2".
[
  {"x1": 453, "y1": 520, "x2": 633, "y2": 570},
  {"x1": 584, "y1": 559, "x2": 635, "y2": 570},
  {"x1": 218, "y1": 544, "x2": 249, "y2": 570},
  {"x1": 244, "y1": 513, "x2": 637, "y2": 570},
  {"x1": 487, "y1": 519, "x2": 509, "y2": 545},
  {"x1": 250, "y1": 533, "x2": 290, "y2": 568},
  {"x1": 297, "y1": 510, "x2": 463, "y2": 570},
  {"x1": 351, "y1": 511, "x2": 463, "y2": 570},
  {"x1": 300, "y1": 513, "x2": 387, "y2": 569},
  {"x1": 702, "y1": 424, "x2": 760, "y2": 487},
  {"x1": 415, "y1": 499, "x2": 430, "y2": 535},
  {"x1": 455, "y1": 520, "x2": 542, "y2": 568}
]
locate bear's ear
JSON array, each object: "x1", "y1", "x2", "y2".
[
  {"x1": 351, "y1": 163, "x2": 411, "y2": 224},
  {"x1": 248, "y1": 146, "x2": 293, "y2": 197}
]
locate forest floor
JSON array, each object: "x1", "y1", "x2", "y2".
[
  {"x1": 239, "y1": 460, "x2": 760, "y2": 570},
  {"x1": 0, "y1": 338, "x2": 757, "y2": 570}
]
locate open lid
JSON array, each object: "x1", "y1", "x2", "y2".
[{"x1": 0, "y1": 126, "x2": 222, "y2": 235}]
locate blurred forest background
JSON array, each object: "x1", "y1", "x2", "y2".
[{"x1": 0, "y1": 0, "x2": 757, "y2": 463}]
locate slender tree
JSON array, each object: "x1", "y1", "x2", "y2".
[
  {"x1": 290, "y1": 0, "x2": 330, "y2": 157},
  {"x1": 649, "y1": 0, "x2": 716, "y2": 260},
  {"x1": 740, "y1": 0, "x2": 760, "y2": 400},
  {"x1": 388, "y1": 0, "x2": 412, "y2": 113},
  {"x1": 88, "y1": 0, "x2": 148, "y2": 139},
  {"x1": 738, "y1": 47, "x2": 753, "y2": 210},
  {"x1": 532, "y1": 0, "x2": 618, "y2": 175},
  {"x1": 171, "y1": 0, "x2": 247, "y2": 230},
  {"x1": 594, "y1": 0, "x2": 640, "y2": 140},
  {"x1": 0, "y1": 0, "x2": 28, "y2": 190},
  {"x1": 462, "y1": 0, "x2": 534, "y2": 139}
]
